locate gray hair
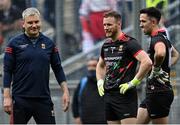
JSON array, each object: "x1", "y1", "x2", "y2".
[{"x1": 22, "y1": 7, "x2": 40, "y2": 20}]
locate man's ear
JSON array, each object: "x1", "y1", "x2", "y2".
[
  {"x1": 151, "y1": 18, "x2": 158, "y2": 25},
  {"x1": 118, "y1": 20, "x2": 121, "y2": 28},
  {"x1": 22, "y1": 20, "x2": 25, "y2": 28}
]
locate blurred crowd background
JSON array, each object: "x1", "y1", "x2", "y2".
[{"x1": 0, "y1": 0, "x2": 179, "y2": 124}]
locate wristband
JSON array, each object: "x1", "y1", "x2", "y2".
[
  {"x1": 131, "y1": 77, "x2": 141, "y2": 86},
  {"x1": 97, "y1": 79, "x2": 104, "y2": 86}
]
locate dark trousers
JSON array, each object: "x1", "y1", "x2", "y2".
[{"x1": 11, "y1": 96, "x2": 56, "y2": 124}]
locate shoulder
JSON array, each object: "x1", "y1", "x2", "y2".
[
  {"x1": 78, "y1": 77, "x2": 88, "y2": 94},
  {"x1": 8, "y1": 34, "x2": 25, "y2": 44},
  {"x1": 40, "y1": 33, "x2": 55, "y2": 45},
  {"x1": 117, "y1": 33, "x2": 138, "y2": 44},
  {"x1": 4, "y1": 34, "x2": 25, "y2": 50},
  {"x1": 123, "y1": 34, "x2": 137, "y2": 43},
  {"x1": 80, "y1": 77, "x2": 88, "y2": 83},
  {"x1": 120, "y1": 34, "x2": 142, "y2": 52},
  {"x1": 152, "y1": 33, "x2": 171, "y2": 48},
  {"x1": 122, "y1": 34, "x2": 139, "y2": 47},
  {"x1": 151, "y1": 33, "x2": 167, "y2": 44}
]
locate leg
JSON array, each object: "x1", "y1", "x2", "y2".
[
  {"x1": 146, "y1": 91, "x2": 174, "y2": 124},
  {"x1": 105, "y1": 90, "x2": 137, "y2": 125},
  {"x1": 152, "y1": 116, "x2": 168, "y2": 124},
  {"x1": 121, "y1": 117, "x2": 137, "y2": 124},
  {"x1": 13, "y1": 108, "x2": 32, "y2": 124},
  {"x1": 137, "y1": 107, "x2": 150, "y2": 124},
  {"x1": 105, "y1": 93, "x2": 120, "y2": 125},
  {"x1": 12, "y1": 98, "x2": 32, "y2": 124},
  {"x1": 33, "y1": 99, "x2": 56, "y2": 124}
]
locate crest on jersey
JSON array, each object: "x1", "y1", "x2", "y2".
[
  {"x1": 118, "y1": 45, "x2": 123, "y2": 51},
  {"x1": 41, "y1": 44, "x2": 46, "y2": 49}
]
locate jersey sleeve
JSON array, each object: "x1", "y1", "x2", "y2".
[
  {"x1": 3, "y1": 41, "x2": 16, "y2": 88},
  {"x1": 50, "y1": 44, "x2": 66, "y2": 85},
  {"x1": 127, "y1": 39, "x2": 142, "y2": 57},
  {"x1": 151, "y1": 35, "x2": 164, "y2": 48},
  {"x1": 100, "y1": 45, "x2": 104, "y2": 59},
  {"x1": 151, "y1": 35, "x2": 172, "y2": 49}
]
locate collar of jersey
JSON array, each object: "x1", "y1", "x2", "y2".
[
  {"x1": 117, "y1": 32, "x2": 129, "y2": 42},
  {"x1": 151, "y1": 29, "x2": 166, "y2": 36},
  {"x1": 23, "y1": 32, "x2": 43, "y2": 44}
]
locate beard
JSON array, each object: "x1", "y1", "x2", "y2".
[{"x1": 105, "y1": 28, "x2": 118, "y2": 39}]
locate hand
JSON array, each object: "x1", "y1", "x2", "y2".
[
  {"x1": 60, "y1": 82, "x2": 70, "y2": 112},
  {"x1": 3, "y1": 96, "x2": 12, "y2": 115},
  {"x1": 62, "y1": 91, "x2": 70, "y2": 112},
  {"x1": 119, "y1": 77, "x2": 140, "y2": 94},
  {"x1": 97, "y1": 79, "x2": 104, "y2": 96},
  {"x1": 148, "y1": 66, "x2": 169, "y2": 84}
]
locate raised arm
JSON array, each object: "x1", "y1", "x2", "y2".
[
  {"x1": 135, "y1": 50, "x2": 152, "y2": 80},
  {"x1": 119, "y1": 50, "x2": 152, "y2": 94}
]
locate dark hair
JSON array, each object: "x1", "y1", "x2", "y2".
[
  {"x1": 103, "y1": 11, "x2": 121, "y2": 22},
  {"x1": 140, "y1": 7, "x2": 161, "y2": 23}
]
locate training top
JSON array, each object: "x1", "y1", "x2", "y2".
[
  {"x1": 72, "y1": 75, "x2": 106, "y2": 124},
  {"x1": 3, "y1": 33, "x2": 66, "y2": 98},
  {"x1": 101, "y1": 32, "x2": 142, "y2": 91},
  {"x1": 146, "y1": 29, "x2": 172, "y2": 93}
]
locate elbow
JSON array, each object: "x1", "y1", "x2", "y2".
[
  {"x1": 158, "y1": 54, "x2": 165, "y2": 60},
  {"x1": 156, "y1": 50, "x2": 166, "y2": 60},
  {"x1": 174, "y1": 50, "x2": 180, "y2": 62},
  {"x1": 175, "y1": 52, "x2": 180, "y2": 64},
  {"x1": 177, "y1": 52, "x2": 180, "y2": 60}
]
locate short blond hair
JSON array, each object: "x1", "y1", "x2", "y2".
[{"x1": 22, "y1": 7, "x2": 40, "y2": 20}]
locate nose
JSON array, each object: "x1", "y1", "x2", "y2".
[
  {"x1": 32, "y1": 24, "x2": 36, "y2": 27},
  {"x1": 139, "y1": 23, "x2": 143, "y2": 28},
  {"x1": 139, "y1": 24, "x2": 142, "y2": 28},
  {"x1": 104, "y1": 24, "x2": 108, "y2": 29},
  {"x1": 32, "y1": 22, "x2": 37, "y2": 27}
]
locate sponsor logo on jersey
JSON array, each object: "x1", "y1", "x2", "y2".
[
  {"x1": 110, "y1": 47, "x2": 116, "y2": 53},
  {"x1": 41, "y1": 43, "x2": 46, "y2": 49},
  {"x1": 19, "y1": 44, "x2": 28, "y2": 49}
]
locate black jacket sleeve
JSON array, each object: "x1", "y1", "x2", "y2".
[{"x1": 72, "y1": 83, "x2": 81, "y2": 118}]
